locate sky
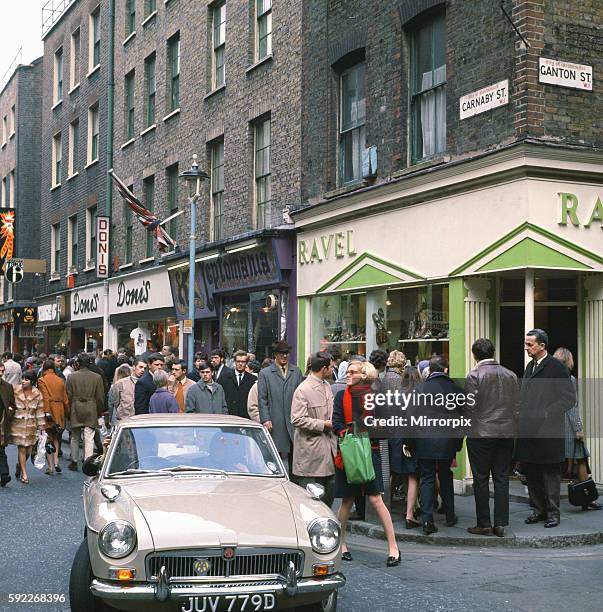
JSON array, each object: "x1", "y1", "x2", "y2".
[{"x1": 0, "y1": 0, "x2": 47, "y2": 87}]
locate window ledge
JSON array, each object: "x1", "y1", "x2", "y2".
[
  {"x1": 50, "y1": 183, "x2": 62, "y2": 192},
  {"x1": 121, "y1": 137, "x2": 136, "y2": 149},
  {"x1": 9, "y1": 132, "x2": 15, "y2": 140},
  {"x1": 141, "y1": 11, "x2": 157, "y2": 27},
  {"x1": 68, "y1": 83, "x2": 80, "y2": 95},
  {"x1": 163, "y1": 108, "x2": 181, "y2": 122},
  {"x1": 1, "y1": 142, "x2": 5, "y2": 149},
  {"x1": 246, "y1": 54, "x2": 273, "y2": 74},
  {"x1": 204, "y1": 84, "x2": 226, "y2": 101},
  {"x1": 67, "y1": 172, "x2": 79, "y2": 182},
  {"x1": 87, "y1": 64, "x2": 101, "y2": 79},
  {"x1": 324, "y1": 180, "x2": 368, "y2": 200},
  {"x1": 84, "y1": 265, "x2": 95, "y2": 272},
  {"x1": 138, "y1": 256, "x2": 155, "y2": 264},
  {"x1": 119, "y1": 262, "x2": 134, "y2": 270},
  {"x1": 66, "y1": 270, "x2": 78, "y2": 277},
  {"x1": 123, "y1": 31, "x2": 136, "y2": 46},
  {"x1": 51, "y1": 99, "x2": 63, "y2": 111},
  {"x1": 393, "y1": 155, "x2": 451, "y2": 179},
  {"x1": 85, "y1": 158, "x2": 99, "y2": 169},
  {"x1": 164, "y1": 0, "x2": 173, "y2": 4},
  {"x1": 49, "y1": 275, "x2": 61, "y2": 283},
  {"x1": 140, "y1": 124, "x2": 156, "y2": 136}
]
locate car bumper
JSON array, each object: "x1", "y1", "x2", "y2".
[{"x1": 90, "y1": 573, "x2": 346, "y2": 601}]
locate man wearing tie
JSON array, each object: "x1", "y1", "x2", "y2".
[
  {"x1": 210, "y1": 349, "x2": 238, "y2": 416},
  {"x1": 168, "y1": 360, "x2": 195, "y2": 413},
  {"x1": 515, "y1": 329, "x2": 575, "y2": 528},
  {"x1": 232, "y1": 351, "x2": 257, "y2": 418},
  {"x1": 258, "y1": 341, "x2": 303, "y2": 473}
]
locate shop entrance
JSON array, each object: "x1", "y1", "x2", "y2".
[{"x1": 498, "y1": 275, "x2": 578, "y2": 378}]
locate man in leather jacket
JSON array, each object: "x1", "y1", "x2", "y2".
[{"x1": 464, "y1": 338, "x2": 519, "y2": 537}]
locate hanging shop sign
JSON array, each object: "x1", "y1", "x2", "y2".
[
  {"x1": 71, "y1": 285, "x2": 103, "y2": 321},
  {"x1": 459, "y1": 80, "x2": 509, "y2": 120},
  {"x1": 96, "y1": 216, "x2": 110, "y2": 278},
  {"x1": 539, "y1": 58, "x2": 592, "y2": 91},
  {"x1": 108, "y1": 268, "x2": 174, "y2": 315},
  {"x1": 0, "y1": 210, "x2": 15, "y2": 270},
  {"x1": 37, "y1": 296, "x2": 67, "y2": 325}
]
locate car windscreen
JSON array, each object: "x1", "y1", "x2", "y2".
[{"x1": 105, "y1": 425, "x2": 284, "y2": 477}]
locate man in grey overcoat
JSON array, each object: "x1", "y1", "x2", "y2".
[
  {"x1": 258, "y1": 341, "x2": 303, "y2": 472},
  {"x1": 66, "y1": 353, "x2": 105, "y2": 470},
  {"x1": 185, "y1": 360, "x2": 228, "y2": 415}
]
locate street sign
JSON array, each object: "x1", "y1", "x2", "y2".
[
  {"x1": 183, "y1": 319, "x2": 193, "y2": 334},
  {"x1": 5, "y1": 258, "x2": 24, "y2": 284}
]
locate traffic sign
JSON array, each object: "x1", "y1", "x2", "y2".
[{"x1": 5, "y1": 258, "x2": 24, "y2": 284}]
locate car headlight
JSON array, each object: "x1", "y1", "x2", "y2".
[
  {"x1": 308, "y1": 518, "x2": 340, "y2": 554},
  {"x1": 98, "y1": 521, "x2": 137, "y2": 559}
]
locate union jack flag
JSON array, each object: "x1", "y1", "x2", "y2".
[{"x1": 110, "y1": 170, "x2": 177, "y2": 252}]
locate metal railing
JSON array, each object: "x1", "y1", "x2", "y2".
[{"x1": 42, "y1": 0, "x2": 76, "y2": 37}]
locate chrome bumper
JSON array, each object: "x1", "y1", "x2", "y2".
[{"x1": 90, "y1": 574, "x2": 346, "y2": 601}]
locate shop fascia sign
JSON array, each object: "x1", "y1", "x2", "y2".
[
  {"x1": 37, "y1": 297, "x2": 65, "y2": 323},
  {"x1": 109, "y1": 269, "x2": 174, "y2": 314},
  {"x1": 71, "y1": 285, "x2": 103, "y2": 321},
  {"x1": 539, "y1": 58, "x2": 592, "y2": 91},
  {"x1": 459, "y1": 80, "x2": 508, "y2": 120},
  {"x1": 558, "y1": 192, "x2": 603, "y2": 228},
  {"x1": 298, "y1": 229, "x2": 356, "y2": 265}
]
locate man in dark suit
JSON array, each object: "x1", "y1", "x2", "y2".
[
  {"x1": 409, "y1": 355, "x2": 464, "y2": 535},
  {"x1": 0, "y1": 362, "x2": 16, "y2": 486},
  {"x1": 134, "y1": 353, "x2": 165, "y2": 415},
  {"x1": 515, "y1": 329, "x2": 575, "y2": 528},
  {"x1": 232, "y1": 351, "x2": 257, "y2": 418},
  {"x1": 210, "y1": 349, "x2": 238, "y2": 416}
]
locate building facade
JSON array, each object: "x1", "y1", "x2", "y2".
[
  {"x1": 294, "y1": 0, "x2": 603, "y2": 482},
  {"x1": 0, "y1": 58, "x2": 43, "y2": 354}
]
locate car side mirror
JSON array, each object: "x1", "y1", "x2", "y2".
[
  {"x1": 306, "y1": 483, "x2": 325, "y2": 500},
  {"x1": 82, "y1": 454, "x2": 102, "y2": 477}
]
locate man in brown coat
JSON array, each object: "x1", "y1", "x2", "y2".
[
  {"x1": 66, "y1": 353, "x2": 105, "y2": 470},
  {"x1": 0, "y1": 362, "x2": 16, "y2": 486},
  {"x1": 290, "y1": 352, "x2": 337, "y2": 507}
]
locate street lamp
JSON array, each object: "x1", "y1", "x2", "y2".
[{"x1": 180, "y1": 154, "x2": 209, "y2": 371}]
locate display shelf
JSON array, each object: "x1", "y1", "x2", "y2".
[
  {"x1": 322, "y1": 340, "x2": 367, "y2": 344},
  {"x1": 398, "y1": 338, "x2": 449, "y2": 343}
]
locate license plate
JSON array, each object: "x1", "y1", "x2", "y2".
[{"x1": 180, "y1": 593, "x2": 276, "y2": 612}]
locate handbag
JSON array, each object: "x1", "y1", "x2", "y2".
[
  {"x1": 338, "y1": 423, "x2": 375, "y2": 485},
  {"x1": 567, "y1": 440, "x2": 599, "y2": 507}
]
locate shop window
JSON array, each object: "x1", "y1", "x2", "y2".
[
  {"x1": 386, "y1": 284, "x2": 449, "y2": 364},
  {"x1": 534, "y1": 277, "x2": 577, "y2": 302},
  {"x1": 312, "y1": 293, "x2": 366, "y2": 356},
  {"x1": 410, "y1": 11, "x2": 446, "y2": 162},
  {"x1": 117, "y1": 319, "x2": 178, "y2": 356}
]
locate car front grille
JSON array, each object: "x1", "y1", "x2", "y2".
[{"x1": 146, "y1": 548, "x2": 304, "y2": 581}]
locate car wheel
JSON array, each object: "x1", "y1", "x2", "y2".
[
  {"x1": 296, "y1": 590, "x2": 338, "y2": 612},
  {"x1": 69, "y1": 540, "x2": 110, "y2": 612}
]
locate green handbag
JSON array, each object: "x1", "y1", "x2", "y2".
[{"x1": 339, "y1": 424, "x2": 376, "y2": 484}]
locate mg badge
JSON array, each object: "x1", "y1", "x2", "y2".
[
  {"x1": 192, "y1": 558, "x2": 211, "y2": 576},
  {"x1": 222, "y1": 547, "x2": 236, "y2": 561}
]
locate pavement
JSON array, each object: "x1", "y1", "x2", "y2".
[{"x1": 345, "y1": 480, "x2": 603, "y2": 548}]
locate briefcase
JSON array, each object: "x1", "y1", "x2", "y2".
[{"x1": 567, "y1": 478, "x2": 599, "y2": 507}]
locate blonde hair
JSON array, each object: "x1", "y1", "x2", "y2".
[
  {"x1": 387, "y1": 350, "x2": 407, "y2": 375},
  {"x1": 349, "y1": 360, "x2": 377, "y2": 382},
  {"x1": 553, "y1": 347, "x2": 574, "y2": 371},
  {"x1": 113, "y1": 364, "x2": 132, "y2": 384}
]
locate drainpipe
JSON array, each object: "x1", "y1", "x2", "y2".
[{"x1": 102, "y1": 0, "x2": 116, "y2": 348}]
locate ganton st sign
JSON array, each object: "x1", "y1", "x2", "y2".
[{"x1": 539, "y1": 58, "x2": 592, "y2": 91}]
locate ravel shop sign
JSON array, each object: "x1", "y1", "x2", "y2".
[
  {"x1": 108, "y1": 268, "x2": 174, "y2": 315},
  {"x1": 71, "y1": 285, "x2": 103, "y2": 322},
  {"x1": 459, "y1": 80, "x2": 509, "y2": 120},
  {"x1": 169, "y1": 243, "x2": 282, "y2": 320}
]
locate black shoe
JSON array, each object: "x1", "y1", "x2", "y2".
[
  {"x1": 588, "y1": 502, "x2": 602, "y2": 510},
  {"x1": 467, "y1": 526, "x2": 493, "y2": 536},
  {"x1": 58, "y1": 448, "x2": 63, "y2": 457},
  {"x1": 341, "y1": 551, "x2": 353, "y2": 561},
  {"x1": 445, "y1": 515, "x2": 458, "y2": 527},
  {"x1": 493, "y1": 526, "x2": 505, "y2": 537},
  {"x1": 386, "y1": 551, "x2": 401, "y2": 567},
  {"x1": 544, "y1": 518, "x2": 560, "y2": 528},
  {"x1": 405, "y1": 518, "x2": 421, "y2": 529},
  {"x1": 525, "y1": 513, "x2": 546, "y2": 524},
  {"x1": 68, "y1": 461, "x2": 78, "y2": 472},
  {"x1": 15, "y1": 465, "x2": 21, "y2": 479},
  {"x1": 423, "y1": 522, "x2": 438, "y2": 535},
  {"x1": 0, "y1": 476, "x2": 10, "y2": 487}
]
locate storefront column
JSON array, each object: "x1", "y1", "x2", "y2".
[
  {"x1": 102, "y1": 281, "x2": 114, "y2": 349},
  {"x1": 583, "y1": 274, "x2": 603, "y2": 483},
  {"x1": 178, "y1": 321, "x2": 185, "y2": 362},
  {"x1": 297, "y1": 297, "x2": 310, "y2": 365},
  {"x1": 463, "y1": 277, "x2": 491, "y2": 373},
  {"x1": 524, "y1": 269, "x2": 535, "y2": 366}
]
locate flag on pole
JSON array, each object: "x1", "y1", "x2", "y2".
[{"x1": 110, "y1": 170, "x2": 177, "y2": 252}]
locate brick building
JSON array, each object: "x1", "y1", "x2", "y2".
[
  {"x1": 0, "y1": 58, "x2": 43, "y2": 353},
  {"x1": 294, "y1": 0, "x2": 603, "y2": 481}
]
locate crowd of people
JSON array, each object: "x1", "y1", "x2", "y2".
[{"x1": 0, "y1": 328, "x2": 596, "y2": 567}]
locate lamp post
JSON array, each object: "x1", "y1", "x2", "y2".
[{"x1": 180, "y1": 155, "x2": 209, "y2": 372}]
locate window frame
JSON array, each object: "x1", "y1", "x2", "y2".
[
  {"x1": 167, "y1": 33, "x2": 180, "y2": 112},
  {"x1": 145, "y1": 0, "x2": 157, "y2": 18},
  {"x1": 68, "y1": 119, "x2": 79, "y2": 177},
  {"x1": 87, "y1": 103, "x2": 100, "y2": 164},
  {"x1": 166, "y1": 165, "x2": 179, "y2": 245},
  {"x1": 144, "y1": 176, "x2": 155, "y2": 258},
  {"x1": 52, "y1": 132, "x2": 62, "y2": 187},
  {"x1": 9, "y1": 105, "x2": 15, "y2": 137},
  {"x1": 145, "y1": 53, "x2": 156, "y2": 127},
  {"x1": 211, "y1": 2, "x2": 226, "y2": 90},
  {"x1": 51, "y1": 223, "x2": 61, "y2": 275},
  {"x1": 338, "y1": 61, "x2": 366, "y2": 186},
  {"x1": 2, "y1": 115, "x2": 7, "y2": 145},
  {"x1": 255, "y1": 0, "x2": 272, "y2": 61},
  {"x1": 125, "y1": 70, "x2": 136, "y2": 140},
  {"x1": 254, "y1": 118, "x2": 271, "y2": 230},
  {"x1": 86, "y1": 205, "x2": 97, "y2": 267},
  {"x1": 409, "y1": 11, "x2": 447, "y2": 163},
  {"x1": 210, "y1": 140, "x2": 224, "y2": 241},
  {"x1": 9, "y1": 170, "x2": 14, "y2": 208},
  {"x1": 124, "y1": 197, "x2": 133, "y2": 264},
  {"x1": 126, "y1": 0, "x2": 136, "y2": 37},
  {"x1": 54, "y1": 46, "x2": 64, "y2": 103},
  {"x1": 89, "y1": 6, "x2": 101, "y2": 72},
  {"x1": 70, "y1": 27, "x2": 81, "y2": 90},
  {"x1": 68, "y1": 215, "x2": 78, "y2": 271}
]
